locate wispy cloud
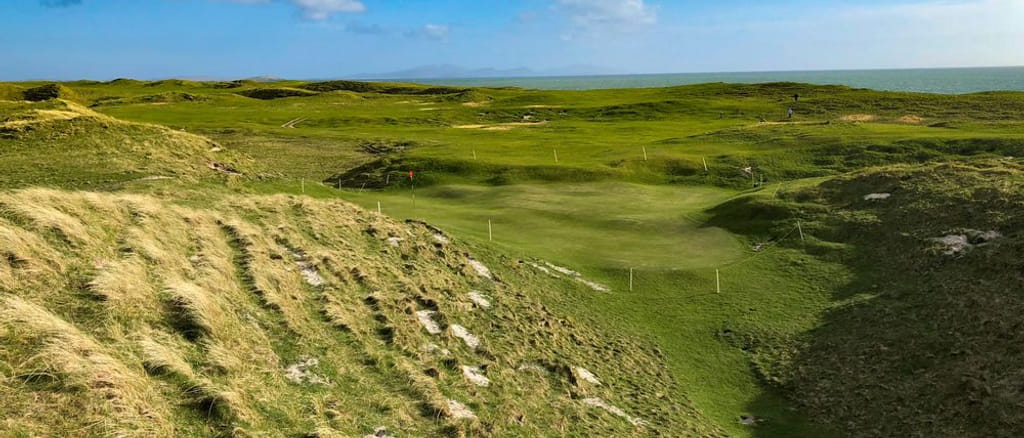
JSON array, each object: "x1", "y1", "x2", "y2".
[
  {"x1": 39, "y1": 0, "x2": 82, "y2": 7},
  {"x1": 217, "y1": 0, "x2": 365, "y2": 20},
  {"x1": 405, "y1": 23, "x2": 450, "y2": 41},
  {"x1": 344, "y1": 21, "x2": 387, "y2": 35},
  {"x1": 553, "y1": 0, "x2": 657, "y2": 37}
]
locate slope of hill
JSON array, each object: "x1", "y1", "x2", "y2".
[
  {"x1": 0, "y1": 99, "x2": 252, "y2": 189},
  {"x1": 708, "y1": 159, "x2": 1023, "y2": 437},
  {"x1": 0, "y1": 188, "x2": 720, "y2": 437}
]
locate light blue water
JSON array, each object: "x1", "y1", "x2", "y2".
[{"x1": 389, "y1": 67, "x2": 1024, "y2": 94}]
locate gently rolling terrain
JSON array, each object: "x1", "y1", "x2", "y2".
[{"x1": 1, "y1": 78, "x2": 1021, "y2": 437}]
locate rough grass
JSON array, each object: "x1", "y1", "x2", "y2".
[
  {"x1": 0, "y1": 188, "x2": 718, "y2": 437},
  {"x1": 0, "y1": 100, "x2": 254, "y2": 189}
]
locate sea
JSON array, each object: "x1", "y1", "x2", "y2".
[{"x1": 385, "y1": 66, "x2": 1024, "y2": 94}]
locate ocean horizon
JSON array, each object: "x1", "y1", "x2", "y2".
[{"x1": 377, "y1": 66, "x2": 1024, "y2": 94}]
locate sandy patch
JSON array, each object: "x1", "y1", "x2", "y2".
[
  {"x1": 446, "y1": 399, "x2": 477, "y2": 420},
  {"x1": 453, "y1": 121, "x2": 548, "y2": 131},
  {"x1": 575, "y1": 367, "x2": 601, "y2": 385},
  {"x1": 517, "y1": 363, "x2": 546, "y2": 373},
  {"x1": 898, "y1": 115, "x2": 925, "y2": 124},
  {"x1": 287, "y1": 248, "x2": 324, "y2": 286},
  {"x1": 433, "y1": 233, "x2": 450, "y2": 244},
  {"x1": 467, "y1": 258, "x2": 492, "y2": 279},
  {"x1": 538, "y1": 261, "x2": 609, "y2": 292},
  {"x1": 468, "y1": 291, "x2": 491, "y2": 309},
  {"x1": 863, "y1": 193, "x2": 891, "y2": 201},
  {"x1": 284, "y1": 357, "x2": 330, "y2": 385},
  {"x1": 581, "y1": 398, "x2": 646, "y2": 426},
  {"x1": 422, "y1": 343, "x2": 451, "y2": 356},
  {"x1": 840, "y1": 114, "x2": 877, "y2": 122},
  {"x1": 363, "y1": 427, "x2": 392, "y2": 438},
  {"x1": 461, "y1": 366, "x2": 490, "y2": 387},
  {"x1": 930, "y1": 229, "x2": 1002, "y2": 255},
  {"x1": 739, "y1": 415, "x2": 764, "y2": 426},
  {"x1": 416, "y1": 310, "x2": 442, "y2": 335},
  {"x1": 450, "y1": 324, "x2": 480, "y2": 349}
]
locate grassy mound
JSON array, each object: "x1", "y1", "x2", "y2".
[
  {"x1": 0, "y1": 100, "x2": 251, "y2": 189},
  {"x1": 301, "y1": 80, "x2": 469, "y2": 95},
  {"x1": 0, "y1": 189, "x2": 720, "y2": 437},
  {"x1": 236, "y1": 87, "x2": 319, "y2": 100},
  {"x1": 90, "y1": 92, "x2": 208, "y2": 107},
  {"x1": 22, "y1": 84, "x2": 80, "y2": 102},
  {"x1": 0, "y1": 84, "x2": 24, "y2": 101},
  {"x1": 709, "y1": 160, "x2": 1024, "y2": 437}
]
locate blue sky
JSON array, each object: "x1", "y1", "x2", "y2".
[{"x1": 2, "y1": 0, "x2": 1023, "y2": 80}]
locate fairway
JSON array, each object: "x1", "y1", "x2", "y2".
[
  {"x1": 337, "y1": 181, "x2": 842, "y2": 437},
  {"x1": 340, "y1": 182, "x2": 743, "y2": 268}
]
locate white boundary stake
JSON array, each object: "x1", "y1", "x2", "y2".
[
  {"x1": 642, "y1": 147, "x2": 648, "y2": 161},
  {"x1": 301, "y1": 178, "x2": 305, "y2": 194},
  {"x1": 797, "y1": 221, "x2": 805, "y2": 242},
  {"x1": 488, "y1": 220, "x2": 493, "y2": 241},
  {"x1": 716, "y1": 269, "x2": 721, "y2": 294},
  {"x1": 554, "y1": 149, "x2": 559, "y2": 163},
  {"x1": 702, "y1": 157, "x2": 709, "y2": 172},
  {"x1": 377, "y1": 201, "x2": 382, "y2": 214},
  {"x1": 629, "y1": 268, "x2": 634, "y2": 291}
]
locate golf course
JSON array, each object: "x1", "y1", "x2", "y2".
[{"x1": 1, "y1": 78, "x2": 1022, "y2": 437}]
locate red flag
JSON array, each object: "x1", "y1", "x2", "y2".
[{"x1": 409, "y1": 171, "x2": 414, "y2": 179}]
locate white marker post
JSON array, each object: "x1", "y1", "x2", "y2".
[
  {"x1": 716, "y1": 269, "x2": 721, "y2": 294},
  {"x1": 554, "y1": 149, "x2": 559, "y2": 163},
  {"x1": 629, "y1": 268, "x2": 634, "y2": 291},
  {"x1": 301, "y1": 178, "x2": 305, "y2": 194},
  {"x1": 642, "y1": 147, "x2": 648, "y2": 161},
  {"x1": 797, "y1": 221, "x2": 805, "y2": 242},
  {"x1": 702, "y1": 157, "x2": 709, "y2": 172},
  {"x1": 488, "y1": 220, "x2": 493, "y2": 241},
  {"x1": 377, "y1": 201, "x2": 382, "y2": 214}
]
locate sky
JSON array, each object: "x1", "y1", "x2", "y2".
[{"x1": 2, "y1": 0, "x2": 1023, "y2": 80}]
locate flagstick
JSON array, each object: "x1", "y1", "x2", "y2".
[
  {"x1": 702, "y1": 157, "x2": 709, "y2": 171},
  {"x1": 716, "y1": 269, "x2": 721, "y2": 294},
  {"x1": 554, "y1": 149, "x2": 559, "y2": 163},
  {"x1": 797, "y1": 221, "x2": 805, "y2": 242},
  {"x1": 488, "y1": 220, "x2": 493, "y2": 241},
  {"x1": 377, "y1": 201, "x2": 381, "y2": 214},
  {"x1": 642, "y1": 147, "x2": 648, "y2": 161},
  {"x1": 629, "y1": 268, "x2": 634, "y2": 291},
  {"x1": 301, "y1": 178, "x2": 305, "y2": 194}
]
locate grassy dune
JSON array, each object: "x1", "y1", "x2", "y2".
[{"x1": 1, "y1": 79, "x2": 1022, "y2": 437}]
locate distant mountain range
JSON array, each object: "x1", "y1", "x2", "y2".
[{"x1": 352, "y1": 64, "x2": 623, "y2": 80}]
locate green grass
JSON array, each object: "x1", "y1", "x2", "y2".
[{"x1": 1, "y1": 78, "x2": 1022, "y2": 437}]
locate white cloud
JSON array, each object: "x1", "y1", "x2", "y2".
[
  {"x1": 406, "y1": 23, "x2": 450, "y2": 40},
  {"x1": 218, "y1": 0, "x2": 365, "y2": 20},
  {"x1": 554, "y1": 0, "x2": 657, "y2": 36}
]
